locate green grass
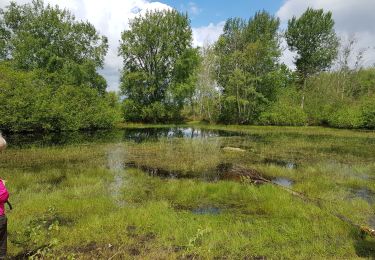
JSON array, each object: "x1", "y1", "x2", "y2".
[{"x1": 0, "y1": 125, "x2": 374, "y2": 259}]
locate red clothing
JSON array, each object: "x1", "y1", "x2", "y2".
[{"x1": 0, "y1": 181, "x2": 9, "y2": 216}]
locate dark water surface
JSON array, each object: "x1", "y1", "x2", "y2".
[{"x1": 4, "y1": 127, "x2": 243, "y2": 148}]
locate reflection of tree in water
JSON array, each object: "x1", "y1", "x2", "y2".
[
  {"x1": 6, "y1": 130, "x2": 125, "y2": 148},
  {"x1": 107, "y1": 145, "x2": 126, "y2": 207},
  {"x1": 122, "y1": 127, "x2": 220, "y2": 142},
  {"x1": 6, "y1": 127, "x2": 244, "y2": 148}
]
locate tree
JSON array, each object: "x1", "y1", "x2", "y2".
[
  {"x1": 119, "y1": 9, "x2": 199, "y2": 122},
  {"x1": 0, "y1": 63, "x2": 120, "y2": 132},
  {"x1": 285, "y1": 8, "x2": 339, "y2": 108},
  {"x1": 192, "y1": 44, "x2": 221, "y2": 122},
  {"x1": 0, "y1": 11, "x2": 10, "y2": 60},
  {"x1": 0, "y1": 0, "x2": 108, "y2": 93},
  {"x1": 215, "y1": 11, "x2": 282, "y2": 124}
]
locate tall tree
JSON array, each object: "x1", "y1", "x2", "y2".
[
  {"x1": 192, "y1": 44, "x2": 221, "y2": 122},
  {"x1": 285, "y1": 8, "x2": 339, "y2": 108},
  {"x1": 0, "y1": 0, "x2": 108, "y2": 93},
  {"x1": 119, "y1": 10, "x2": 199, "y2": 122},
  {"x1": 215, "y1": 11, "x2": 281, "y2": 124}
]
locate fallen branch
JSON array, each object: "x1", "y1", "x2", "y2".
[{"x1": 223, "y1": 164, "x2": 375, "y2": 238}]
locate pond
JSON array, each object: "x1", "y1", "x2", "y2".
[
  {"x1": 1, "y1": 126, "x2": 375, "y2": 258},
  {"x1": 3, "y1": 127, "x2": 244, "y2": 148}
]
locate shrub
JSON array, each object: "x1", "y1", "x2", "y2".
[
  {"x1": 259, "y1": 104, "x2": 307, "y2": 126},
  {"x1": 259, "y1": 87, "x2": 307, "y2": 126},
  {"x1": 0, "y1": 64, "x2": 120, "y2": 132},
  {"x1": 52, "y1": 85, "x2": 119, "y2": 131},
  {"x1": 359, "y1": 95, "x2": 375, "y2": 129},
  {"x1": 328, "y1": 106, "x2": 364, "y2": 129}
]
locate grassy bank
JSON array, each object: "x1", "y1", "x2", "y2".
[{"x1": 0, "y1": 125, "x2": 374, "y2": 258}]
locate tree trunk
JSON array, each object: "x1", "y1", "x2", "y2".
[
  {"x1": 236, "y1": 83, "x2": 241, "y2": 123},
  {"x1": 301, "y1": 79, "x2": 306, "y2": 109}
]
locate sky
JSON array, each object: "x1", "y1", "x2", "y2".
[{"x1": 1, "y1": 0, "x2": 375, "y2": 92}]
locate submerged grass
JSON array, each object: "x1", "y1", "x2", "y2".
[{"x1": 0, "y1": 125, "x2": 374, "y2": 258}]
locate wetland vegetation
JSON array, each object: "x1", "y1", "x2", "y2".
[
  {"x1": 0, "y1": 1, "x2": 375, "y2": 259},
  {"x1": 1, "y1": 124, "x2": 374, "y2": 258}
]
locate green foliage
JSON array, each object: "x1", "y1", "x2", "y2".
[
  {"x1": 215, "y1": 11, "x2": 282, "y2": 124},
  {"x1": 119, "y1": 10, "x2": 199, "y2": 122},
  {"x1": 360, "y1": 95, "x2": 375, "y2": 128},
  {"x1": 285, "y1": 8, "x2": 339, "y2": 109},
  {"x1": 52, "y1": 85, "x2": 120, "y2": 131},
  {"x1": 0, "y1": 12, "x2": 10, "y2": 59},
  {"x1": 285, "y1": 8, "x2": 339, "y2": 79},
  {"x1": 188, "y1": 45, "x2": 221, "y2": 122},
  {"x1": 13, "y1": 206, "x2": 60, "y2": 257},
  {"x1": 259, "y1": 88, "x2": 307, "y2": 126},
  {"x1": 302, "y1": 69, "x2": 375, "y2": 129},
  {"x1": 328, "y1": 105, "x2": 364, "y2": 129},
  {"x1": 0, "y1": 63, "x2": 53, "y2": 132},
  {"x1": 0, "y1": 64, "x2": 120, "y2": 132},
  {"x1": 303, "y1": 73, "x2": 344, "y2": 125},
  {"x1": 0, "y1": 1, "x2": 120, "y2": 132},
  {"x1": 1, "y1": 0, "x2": 108, "y2": 93}
]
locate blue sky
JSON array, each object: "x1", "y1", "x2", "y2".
[{"x1": 161, "y1": 1, "x2": 284, "y2": 27}]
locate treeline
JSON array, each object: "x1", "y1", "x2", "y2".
[
  {"x1": 1, "y1": 1, "x2": 374, "y2": 131},
  {"x1": 118, "y1": 6, "x2": 374, "y2": 128},
  {"x1": 0, "y1": 0, "x2": 120, "y2": 132}
]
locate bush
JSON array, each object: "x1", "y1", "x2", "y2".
[
  {"x1": 360, "y1": 95, "x2": 375, "y2": 129},
  {"x1": 0, "y1": 65, "x2": 54, "y2": 132},
  {"x1": 259, "y1": 87, "x2": 307, "y2": 126},
  {"x1": 123, "y1": 99, "x2": 183, "y2": 123},
  {"x1": 52, "y1": 85, "x2": 120, "y2": 131},
  {"x1": 328, "y1": 106, "x2": 364, "y2": 129},
  {"x1": 259, "y1": 104, "x2": 307, "y2": 126},
  {"x1": 0, "y1": 64, "x2": 120, "y2": 132}
]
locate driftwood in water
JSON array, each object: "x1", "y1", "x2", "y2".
[
  {"x1": 217, "y1": 163, "x2": 268, "y2": 184},
  {"x1": 335, "y1": 214, "x2": 375, "y2": 238},
  {"x1": 218, "y1": 163, "x2": 375, "y2": 238}
]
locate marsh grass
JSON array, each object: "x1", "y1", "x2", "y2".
[{"x1": 0, "y1": 125, "x2": 374, "y2": 258}]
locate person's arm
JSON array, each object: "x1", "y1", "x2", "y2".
[{"x1": 0, "y1": 180, "x2": 9, "y2": 203}]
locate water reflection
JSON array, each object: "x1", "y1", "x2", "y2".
[
  {"x1": 263, "y1": 158, "x2": 297, "y2": 169},
  {"x1": 192, "y1": 206, "x2": 221, "y2": 215},
  {"x1": 4, "y1": 127, "x2": 241, "y2": 148},
  {"x1": 5, "y1": 130, "x2": 123, "y2": 148},
  {"x1": 348, "y1": 188, "x2": 375, "y2": 204},
  {"x1": 123, "y1": 127, "x2": 239, "y2": 143},
  {"x1": 272, "y1": 177, "x2": 294, "y2": 188}
]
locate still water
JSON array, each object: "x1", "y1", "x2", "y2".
[{"x1": 4, "y1": 127, "x2": 242, "y2": 148}]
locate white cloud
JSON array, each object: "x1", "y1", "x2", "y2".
[
  {"x1": 192, "y1": 21, "x2": 225, "y2": 47},
  {"x1": 277, "y1": 0, "x2": 375, "y2": 69},
  {"x1": 188, "y1": 2, "x2": 201, "y2": 15}
]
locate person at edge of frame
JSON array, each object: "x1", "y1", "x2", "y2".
[
  {"x1": 0, "y1": 179, "x2": 9, "y2": 259},
  {"x1": 0, "y1": 132, "x2": 9, "y2": 259}
]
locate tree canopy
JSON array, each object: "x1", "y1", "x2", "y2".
[
  {"x1": 0, "y1": 1, "x2": 119, "y2": 132},
  {"x1": 214, "y1": 11, "x2": 285, "y2": 124},
  {"x1": 0, "y1": 2, "x2": 373, "y2": 130},
  {"x1": 0, "y1": 0, "x2": 108, "y2": 93},
  {"x1": 119, "y1": 9, "x2": 199, "y2": 122},
  {"x1": 285, "y1": 8, "x2": 339, "y2": 79}
]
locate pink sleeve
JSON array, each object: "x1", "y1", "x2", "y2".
[{"x1": 0, "y1": 181, "x2": 9, "y2": 203}]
